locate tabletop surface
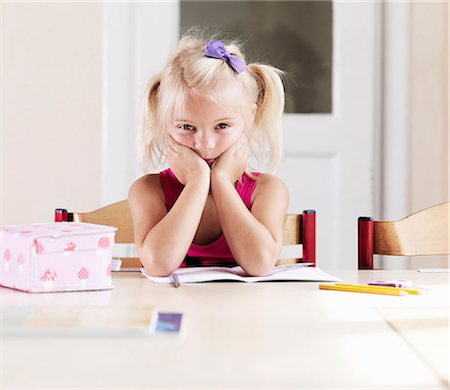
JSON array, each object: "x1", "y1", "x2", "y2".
[{"x1": 1, "y1": 269, "x2": 449, "y2": 389}]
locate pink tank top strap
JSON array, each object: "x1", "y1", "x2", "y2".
[
  {"x1": 235, "y1": 172, "x2": 260, "y2": 209},
  {"x1": 159, "y1": 168, "x2": 183, "y2": 210}
]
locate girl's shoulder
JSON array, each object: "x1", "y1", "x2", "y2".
[
  {"x1": 128, "y1": 174, "x2": 164, "y2": 204},
  {"x1": 253, "y1": 172, "x2": 287, "y2": 187},
  {"x1": 251, "y1": 173, "x2": 289, "y2": 203},
  {"x1": 129, "y1": 173, "x2": 161, "y2": 190}
]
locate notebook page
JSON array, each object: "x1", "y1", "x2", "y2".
[
  {"x1": 245, "y1": 266, "x2": 341, "y2": 282},
  {"x1": 142, "y1": 266, "x2": 246, "y2": 283}
]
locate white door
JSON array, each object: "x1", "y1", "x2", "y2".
[
  {"x1": 103, "y1": 1, "x2": 379, "y2": 269},
  {"x1": 278, "y1": 2, "x2": 379, "y2": 269}
]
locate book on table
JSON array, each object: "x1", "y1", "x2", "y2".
[{"x1": 141, "y1": 263, "x2": 341, "y2": 284}]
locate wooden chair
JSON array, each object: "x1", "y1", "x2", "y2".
[
  {"x1": 54, "y1": 201, "x2": 316, "y2": 269},
  {"x1": 358, "y1": 202, "x2": 449, "y2": 269}
]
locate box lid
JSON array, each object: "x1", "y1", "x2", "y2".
[{"x1": 1, "y1": 222, "x2": 117, "y2": 255}]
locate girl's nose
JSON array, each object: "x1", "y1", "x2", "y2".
[{"x1": 194, "y1": 133, "x2": 215, "y2": 153}]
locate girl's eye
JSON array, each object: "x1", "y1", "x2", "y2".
[
  {"x1": 216, "y1": 123, "x2": 230, "y2": 130},
  {"x1": 179, "y1": 124, "x2": 194, "y2": 131}
]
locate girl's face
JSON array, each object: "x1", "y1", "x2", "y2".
[{"x1": 168, "y1": 93, "x2": 256, "y2": 166}]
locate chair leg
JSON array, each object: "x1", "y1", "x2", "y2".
[
  {"x1": 358, "y1": 217, "x2": 374, "y2": 269},
  {"x1": 302, "y1": 210, "x2": 316, "y2": 266}
]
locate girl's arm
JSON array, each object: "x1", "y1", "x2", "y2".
[
  {"x1": 211, "y1": 172, "x2": 288, "y2": 276},
  {"x1": 211, "y1": 135, "x2": 289, "y2": 276},
  {"x1": 128, "y1": 136, "x2": 210, "y2": 277}
]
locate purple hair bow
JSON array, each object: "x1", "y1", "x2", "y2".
[{"x1": 203, "y1": 39, "x2": 246, "y2": 74}]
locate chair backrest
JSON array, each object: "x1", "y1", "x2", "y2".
[
  {"x1": 358, "y1": 202, "x2": 450, "y2": 269},
  {"x1": 57, "y1": 200, "x2": 315, "y2": 269}
]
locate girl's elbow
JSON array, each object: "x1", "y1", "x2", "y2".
[
  {"x1": 244, "y1": 264, "x2": 274, "y2": 277},
  {"x1": 142, "y1": 260, "x2": 177, "y2": 277},
  {"x1": 139, "y1": 250, "x2": 179, "y2": 277},
  {"x1": 240, "y1": 253, "x2": 277, "y2": 277}
]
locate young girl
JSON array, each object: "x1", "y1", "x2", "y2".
[{"x1": 128, "y1": 35, "x2": 289, "y2": 277}]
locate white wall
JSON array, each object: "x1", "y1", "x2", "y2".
[{"x1": 2, "y1": 3, "x2": 102, "y2": 225}]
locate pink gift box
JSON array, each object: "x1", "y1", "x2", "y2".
[{"x1": 0, "y1": 222, "x2": 117, "y2": 293}]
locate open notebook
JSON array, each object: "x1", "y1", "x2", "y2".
[{"x1": 141, "y1": 263, "x2": 341, "y2": 284}]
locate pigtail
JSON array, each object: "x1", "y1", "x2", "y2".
[
  {"x1": 247, "y1": 64, "x2": 285, "y2": 173},
  {"x1": 137, "y1": 72, "x2": 165, "y2": 173}
]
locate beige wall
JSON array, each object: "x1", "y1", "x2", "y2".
[
  {"x1": 2, "y1": 3, "x2": 102, "y2": 225},
  {"x1": 410, "y1": 0, "x2": 448, "y2": 210},
  {"x1": 409, "y1": 1, "x2": 448, "y2": 268}
]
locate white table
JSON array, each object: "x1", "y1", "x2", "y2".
[{"x1": 1, "y1": 270, "x2": 448, "y2": 388}]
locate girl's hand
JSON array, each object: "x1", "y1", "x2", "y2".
[
  {"x1": 211, "y1": 133, "x2": 249, "y2": 183},
  {"x1": 165, "y1": 135, "x2": 210, "y2": 185}
]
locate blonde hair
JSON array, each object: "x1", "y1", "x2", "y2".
[{"x1": 137, "y1": 33, "x2": 285, "y2": 174}]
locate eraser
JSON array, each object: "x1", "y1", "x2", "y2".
[{"x1": 153, "y1": 312, "x2": 183, "y2": 334}]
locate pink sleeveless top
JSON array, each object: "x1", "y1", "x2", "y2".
[{"x1": 159, "y1": 168, "x2": 259, "y2": 267}]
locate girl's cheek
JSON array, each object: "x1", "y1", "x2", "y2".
[
  {"x1": 227, "y1": 131, "x2": 244, "y2": 147},
  {"x1": 169, "y1": 131, "x2": 192, "y2": 147},
  {"x1": 166, "y1": 129, "x2": 176, "y2": 141},
  {"x1": 217, "y1": 135, "x2": 240, "y2": 155}
]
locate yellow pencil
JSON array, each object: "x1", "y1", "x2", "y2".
[
  {"x1": 334, "y1": 283, "x2": 425, "y2": 295},
  {"x1": 319, "y1": 284, "x2": 407, "y2": 296}
]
